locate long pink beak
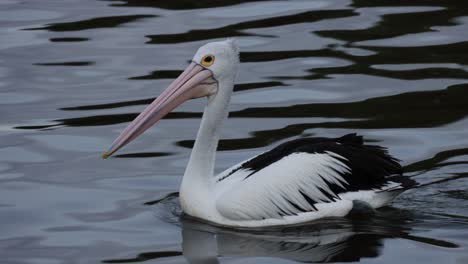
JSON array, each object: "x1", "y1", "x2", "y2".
[{"x1": 102, "y1": 62, "x2": 214, "y2": 159}]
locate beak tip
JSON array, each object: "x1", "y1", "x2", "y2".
[{"x1": 102, "y1": 152, "x2": 110, "y2": 160}]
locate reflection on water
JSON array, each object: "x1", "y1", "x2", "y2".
[
  {"x1": 103, "y1": 196, "x2": 460, "y2": 263},
  {"x1": 2, "y1": 0, "x2": 468, "y2": 263},
  {"x1": 105, "y1": 0, "x2": 272, "y2": 10},
  {"x1": 146, "y1": 9, "x2": 356, "y2": 44},
  {"x1": 180, "y1": 211, "x2": 455, "y2": 264},
  {"x1": 26, "y1": 14, "x2": 157, "y2": 32}
]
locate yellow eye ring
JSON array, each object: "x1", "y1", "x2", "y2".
[{"x1": 201, "y1": 55, "x2": 215, "y2": 67}]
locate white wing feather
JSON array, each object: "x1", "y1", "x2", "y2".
[{"x1": 215, "y1": 152, "x2": 352, "y2": 221}]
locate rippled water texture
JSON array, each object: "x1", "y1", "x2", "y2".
[{"x1": 1, "y1": 0, "x2": 468, "y2": 263}]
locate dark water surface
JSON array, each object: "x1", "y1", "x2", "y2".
[{"x1": 1, "y1": 0, "x2": 468, "y2": 263}]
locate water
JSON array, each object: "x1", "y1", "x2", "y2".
[{"x1": 1, "y1": 0, "x2": 468, "y2": 263}]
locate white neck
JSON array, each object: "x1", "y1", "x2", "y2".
[{"x1": 179, "y1": 78, "x2": 233, "y2": 219}]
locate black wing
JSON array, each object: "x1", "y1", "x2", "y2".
[{"x1": 220, "y1": 133, "x2": 415, "y2": 192}]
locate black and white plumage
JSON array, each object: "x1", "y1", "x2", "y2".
[
  {"x1": 213, "y1": 134, "x2": 414, "y2": 226},
  {"x1": 103, "y1": 39, "x2": 415, "y2": 227}
]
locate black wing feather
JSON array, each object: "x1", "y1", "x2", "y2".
[{"x1": 221, "y1": 134, "x2": 415, "y2": 192}]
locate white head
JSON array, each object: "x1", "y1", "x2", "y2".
[
  {"x1": 192, "y1": 39, "x2": 239, "y2": 83},
  {"x1": 103, "y1": 39, "x2": 240, "y2": 158}
]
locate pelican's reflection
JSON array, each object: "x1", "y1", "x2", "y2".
[
  {"x1": 181, "y1": 205, "x2": 455, "y2": 263},
  {"x1": 102, "y1": 198, "x2": 458, "y2": 263},
  {"x1": 182, "y1": 214, "x2": 381, "y2": 263}
]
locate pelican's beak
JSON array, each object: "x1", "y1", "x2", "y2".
[{"x1": 102, "y1": 62, "x2": 216, "y2": 159}]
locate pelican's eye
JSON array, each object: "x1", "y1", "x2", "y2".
[{"x1": 201, "y1": 55, "x2": 215, "y2": 67}]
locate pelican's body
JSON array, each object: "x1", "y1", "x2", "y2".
[
  {"x1": 104, "y1": 39, "x2": 414, "y2": 227},
  {"x1": 181, "y1": 133, "x2": 412, "y2": 227}
]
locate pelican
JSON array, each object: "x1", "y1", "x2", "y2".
[{"x1": 103, "y1": 39, "x2": 414, "y2": 227}]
